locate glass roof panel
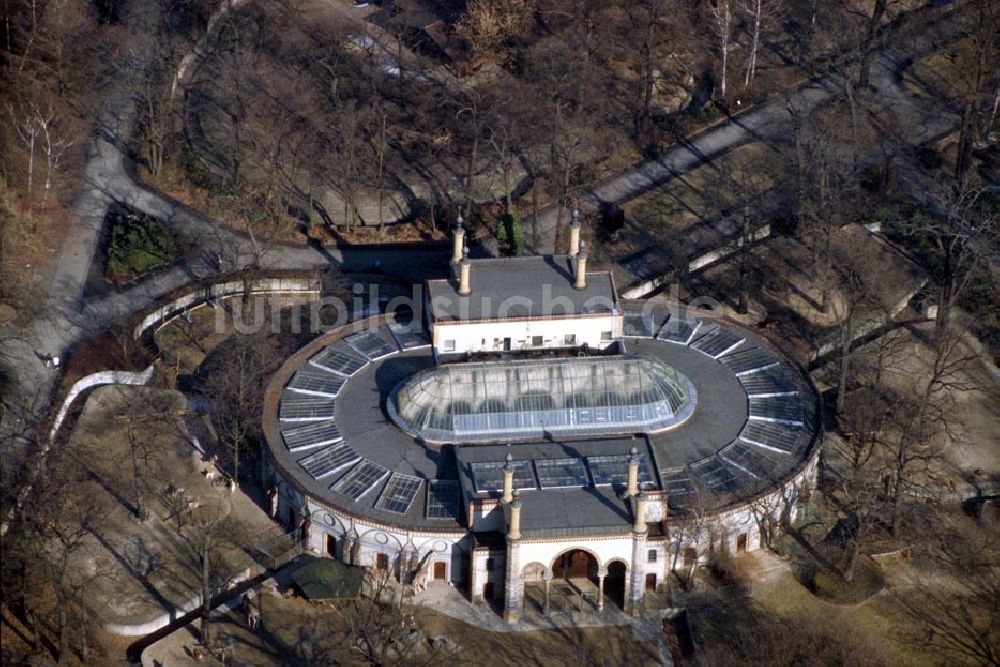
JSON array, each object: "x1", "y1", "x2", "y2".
[
  {"x1": 388, "y1": 356, "x2": 697, "y2": 442},
  {"x1": 426, "y1": 480, "x2": 461, "y2": 519}
]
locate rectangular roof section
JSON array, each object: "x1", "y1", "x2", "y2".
[{"x1": 426, "y1": 255, "x2": 617, "y2": 323}]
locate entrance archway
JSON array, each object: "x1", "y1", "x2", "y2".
[
  {"x1": 550, "y1": 549, "x2": 601, "y2": 613},
  {"x1": 556, "y1": 549, "x2": 599, "y2": 582},
  {"x1": 605, "y1": 561, "x2": 627, "y2": 610}
]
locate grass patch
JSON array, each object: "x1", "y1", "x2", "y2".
[
  {"x1": 806, "y1": 556, "x2": 885, "y2": 604},
  {"x1": 104, "y1": 206, "x2": 177, "y2": 284}
]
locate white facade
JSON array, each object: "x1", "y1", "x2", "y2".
[{"x1": 431, "y1": 313, "x2": 623, "y2": 355}]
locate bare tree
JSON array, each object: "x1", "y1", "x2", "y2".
[
  {"x1": 179, "y1": 498, "x2": 246, "y2": 646},
  {"x1": 626, "y1": 0, "x2": 676, "y2": 141},
  {"x1": 742, "y1": 0, "x2": 783, "y2": 89},
  {"x1": 856, "y1": 0, "x2": 888, "y2": 88},
  {"x1": 325, "y1": 559, "x2": 462, "y2": 665},
  {"x1": 900, "y1": 185, "x2": 998, "y2": 345},
  {"x1": 454, "y1": 0, "x2": 533, "y2": 66},
  {"x1": 893, "y1": 517, "x2": 1000, "y2": 665},
  {"x1": 708, "y1": 0, "x2": 734, "y2": 99},
  {"x1": 199, "y1": 325, "x2": 285, "y2": 486},
  {"x1": 951, "y1": 0, "x2": 1000, "y2": 186},
  {"x1": 5, "y1": 94, "x2": 42, "y2": 202},
  {"x1": 880, "y1": 330, "x2": 975, "y2": 536},
  {"x1": 108, "y1": 386, "x2": 181, "y2": 522},
  {"x1": 828, "y1": 236, "x2": 886, "y2": 416},
  {"x1": 747, "y1": 482, "x2": 799, "y2": 553},
  {"x1": 4, "y1": 451, "x2": 114, "y2": 663}
]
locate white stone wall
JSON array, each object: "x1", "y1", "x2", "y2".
[
  {"x1": 471, "y1": 549, "x2": 504, "y2": 602},
  {"x1": 471, "y1": 501, "x2": 501, "y2": 532},
  {"x1": 621, "y1": 224, "x2": 772, "y2": 299},
  {"x1": 661, "y1": 449, "x2": 819, "y2": 568},
  {"x1": 49, "y1": 367, "x2": 155, "y2": 440},
  {"x1": 133, "y1": 277, "x2": 320, "y2": 340},
  {"x1": 431, "y1": 313, "x2": 621, "y2": 356},
  {"x1": 516, "y1": 536, "x2": 637, "y2": 575},
  {"x1": 301, "y1": 497, "x2": 469, "y2": 583}
]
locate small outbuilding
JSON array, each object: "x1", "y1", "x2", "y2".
[{"x1": 290, "y1": 555, "x2": 365, "y2": 601}]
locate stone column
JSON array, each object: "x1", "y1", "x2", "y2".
[
  {"x1": 574, "y1": 246, "x2": 588, "y2": 290},
  {"x1": 625, "y1": 446, "x2": 640, "y2": 498},
  {"x1": 341, "y1": 536, "x2": 353, "y2": 563},
  {"x1": 501, "y1": 452, "x2": 514, "y2": 504},
  {"x1": 597, "y1": 567, "x2": 607, "y2": 612},
  {"x1": 503, "y1": 541, "x2": 523, "y2": 623},
  {"x1": 470, "y1": 552, "x2": 483, "y2": 603},
  {"x1": 407, "y1": 551, "x2": 419, "y2": 584},
  {"x1": 629, "y1": 532, "x2": 647, "y2": 616},
  {"x1": 451, "y1": 218, "x2": 465, "y2": 263},
  {"x1": 350, "y1": 541, "x2": 361, "y2": 566},
  {"x1": 542, "y1": 569, "x2": 553, "y2": 616},
  {"x1": 629, "y1": 492, "x2": 649, "y2": 615},
  {"x1": 568, "y1": 208, "x2": 581, "y2": 256}
]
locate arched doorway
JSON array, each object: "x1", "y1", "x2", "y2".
[
  {"x1": 605, "y1": 561, "x2": 627, "y2": 610},
  {"x1": 521, "y1": 562, "x2": 548, "y2": 613},
  {"x1": 551, "y1": 549, "x2": 601, "y2": 613},
  {"x1": 556, "y1": 549, "x2": 599, "y2": 583}
]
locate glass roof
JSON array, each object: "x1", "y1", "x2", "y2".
[{"x1": 388, "y1": 355, "x2": 696, "y2": 442}]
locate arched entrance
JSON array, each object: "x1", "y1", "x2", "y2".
[
  {"x1": 547, "y1": 549, "x2": 601, "y2": 613},
  {"x1": 605, "y1": 561, "x2": 627, "y2": 610},
  {"x1": 556, "y1": 549, "x2": 599, "y2": 583},
  {"x1": 521, "y1": 562, "x2": 548, "y2": 613}
]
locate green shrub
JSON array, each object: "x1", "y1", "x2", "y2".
[
  {"x1": 497, "y1": 211, "x2": 524, "y2": 256},
  {"x1": 105, "y1": 211, "x2": 176, "y2": 284}
]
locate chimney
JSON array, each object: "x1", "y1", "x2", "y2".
[
  {"x1": 451, "y1": 215, "x2": 465, "y2": 263},
  {"x1": 508, "y1": 490, "x2": 522, "y2": 540},
  {"x1": 625, "y1": 446, "x2": 640, "y2": 498},
  {"x1": 633, "y1": 491, "x2": 647, "y2": 534},
  {"x1": 458, "y1": 248, "x2": 472, "y2": 296},
  {"x1": 574, "y1": 241, "x2": 588, "y2": 290},
  {"x1": 569, "y1": 207, "x2": 581, "y2": 257},
  {"x1": 500, "y1": 451, "x2": 514, "y2": 504}
]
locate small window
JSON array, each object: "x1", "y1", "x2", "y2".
[
  {"x1": 486, "y1": 557, "x2": 495, "y2": 570},
  {"x1": 601, "y1": 331, "x2": 613, "y2": 341},
  {"x1": 443, "y1": 339, "x2": 456, "y2": 352},
  {"x1": 564, "y1": 334, "x2": 577, "y2": 345},
  {"x1": 647, "y1": 549, "x2": 658, "y2": 564},
  {"x1": 532, "y1": 335, "x2": 543, "y2": 346}
]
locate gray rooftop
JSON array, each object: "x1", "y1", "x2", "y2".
[
  {"x1": 263, "y1": 316, "x2": 819, "y2": 533},
  {"x1": 454, "y1": 438, "x2": 652, "y2": 535},
  {"x1": 426, "y1": 255, "x2": 618, "y2": 322}
]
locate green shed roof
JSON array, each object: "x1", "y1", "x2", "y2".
[{"x1": 290, "y1": 555, "x2": 364, "y2": 600}]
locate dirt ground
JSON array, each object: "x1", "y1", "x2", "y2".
[
  {"x1": 63, "y1": 385, "x2": 282, "y2": 631},
  {"x1": 902, "y1": 36, "x2": 976, "y2": 104},
  {"x1": 730, "y1": 551, "x2": 931, "y2": 665},
  {"x1": 826, "y1": 322, "x2": 1000, "y2": 475},
  {"x1": 142, "y1": 585, "x2": 662, "y2": 666},
  {"x1": 154, "y1": 294, "x2": 321, "y2": 375},
  {"x1": 691, "y1": 514, "x2": 997, "y2": 667},
  {"x1": 575, "y1": 143, "x2": 780, "y2": 288}
]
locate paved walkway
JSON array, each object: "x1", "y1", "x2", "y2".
[
  {"x1": 410, "y1": 582, "x2": 674, "y2": 664},
  {"x1": 527, "y1": 6, "x2": 967, "y2": 255}
]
